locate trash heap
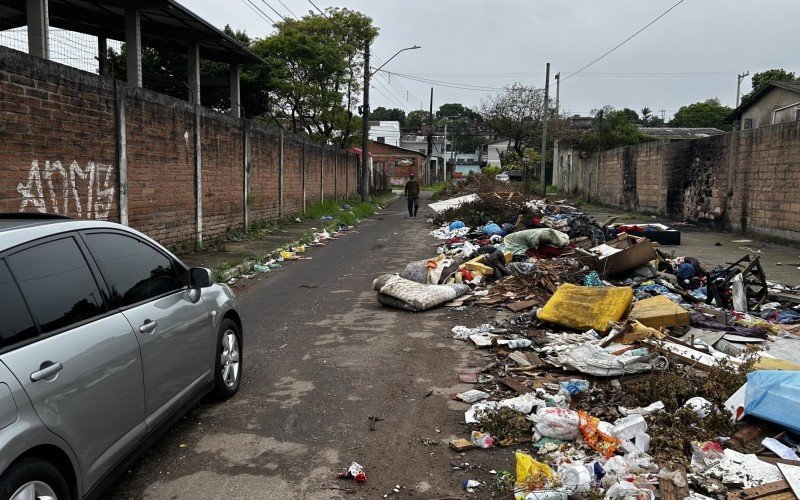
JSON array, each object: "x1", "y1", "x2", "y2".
[{"x1": 372, "y1": 184, "x2": 800, "y2": 499}]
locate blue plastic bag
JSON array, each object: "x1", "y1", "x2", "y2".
[
  {"x1": 449, "y1": 220, "x2": 465, "y2": 230},
  {"x1": 744, "y1": 370, "x2": 800, "y2": 433},
  {"x1": 483, "y1": 223, "x2": 503, "y2": 235}
]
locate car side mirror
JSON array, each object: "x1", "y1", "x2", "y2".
[{"x1": 189, "y1": 267, "x2": 213, "y2": 288}]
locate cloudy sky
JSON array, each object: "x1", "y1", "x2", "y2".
[{"x1": 186, "y1": 0, "x2": 799, "y2": 119}]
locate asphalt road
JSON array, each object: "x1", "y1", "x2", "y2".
[{"x1": 107, "y1": 194, "x2": 503, "y2": 499}]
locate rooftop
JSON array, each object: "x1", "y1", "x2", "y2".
[{"x1": 729, "y1": 81, "x2": 800, "y2": 120}]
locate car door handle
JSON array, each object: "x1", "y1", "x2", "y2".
[
  {"x1": 139, "y1": 320, "x2": 158, "y2": 334},
  {"x1": 30, "y1": 362, "x2": 63, "y2": 382}
]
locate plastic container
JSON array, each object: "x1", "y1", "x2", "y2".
[
  {"x1": 561, "y1": 465, "x2": 591, "y2": 494},
  {"x1": 559, "y1": 379, "x2": 590, "y2": 396},
  {"x1": 503, "y1": 339, "x2": 533, "y2": 349}
]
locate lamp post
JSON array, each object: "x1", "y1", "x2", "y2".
[{"x1": 360, "y1": 44, "x2": 421, "y2": 201}]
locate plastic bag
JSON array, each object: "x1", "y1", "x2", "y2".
[
  {"x1": 514, "y1": 451, "x2": 554, "y2": 499},
  {"x1": 744, "y1": 370, "x2": 800, "y2": 434},
  {"x1": 470, "y1": 430, "x2": 494, "y2": 448},
  {"x1": 533, "y1": 408, "x2": 581, "y2": 440},
  {"x1": 578, "y1": 411, "x2": 621, "y2": 458},
  {"x1": 537, "y1": 284, "x2": 633, "y2": 333}
]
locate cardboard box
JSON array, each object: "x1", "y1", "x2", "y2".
[
  {"x1": 629, "y1": 295, "x2": 691, "y2": 329},
  {"x1": 576, "y1": 234, "x2": 657, "y2": 276}
]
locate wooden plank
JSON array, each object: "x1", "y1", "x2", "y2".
[
  {"x1": 730, "y1": 480, "x2": 792, "y2": 499},
  {"x1": 498, "y1": 377, "x2": 532, "y2": 394}
]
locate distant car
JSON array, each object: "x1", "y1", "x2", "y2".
[
  {"x1": 505, "y1": 171, "x2": 523, "y2": 182},
  {"x1": 0, "y1": 213, "x2": 242, "y2": 500},
  {"x1": 495, "y1": 173, "x2": 510, "y2": 182}
]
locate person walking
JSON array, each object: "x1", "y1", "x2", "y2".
[{"x1": 404, "y1": 173, "x2": 421, "y2": 218}]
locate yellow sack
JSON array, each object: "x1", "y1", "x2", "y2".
[
  {"x1": 514, "y1": 451, "x2": 554, "y2": 499},
  {"x1": 537, "y1": 283, "x2": 633, "y2": 333},
  {"x1": 280, "y1": 250, "x2": 297, "y2": 260}
]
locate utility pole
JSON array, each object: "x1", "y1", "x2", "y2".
[
  {"x1": 660, "y1": 109, "x2": 667, "y2": 122},
  {"x1": 736, "y1": 71, "x2": 750, "y2": 107},
  {"x1": 426, "y1": 87, "x2": 433, "y2": 184},
  {"x1": 360, "y1": 41, "x2": 371, "y2": 202},
  {"x1": 553, "y1": 72, "x2": 560, "y2": 191},
  {"x1": 540, "y1": 62, "x2": 550, "y2": 197},
  {"x1": 443, "y1": 122, "x2": 448, "y2": 184}
]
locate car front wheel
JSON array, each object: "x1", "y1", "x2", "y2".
[
  {"x1": 210, "y1": 318, "x2": 242, "y2": 400},
  {"x1": 0, "y1": 458, "x2": 72, "y2": 500}
]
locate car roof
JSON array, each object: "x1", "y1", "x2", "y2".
[{"x1": 0, "y1": 213, "x2": 162, "y2": 254}]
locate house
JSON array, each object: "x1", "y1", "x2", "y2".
[
  {"x1": 368, "y1": 121, "x2": 401, "y2": 147},
  {"x1": 400, "y1": 134, "x2": 448, "y2": 181},
  {"x1": 729, "y1": 81, "x2": 800, "y2": 130},
  {"x1": 369, "y1": 140, "x2": 427, "y2": 186},
  {"x1": 477, "y1": 138, "x2": 512, "y2": 167},
  {"x1": 637, "y1": 126, "x2": 726, "y2": 142}
]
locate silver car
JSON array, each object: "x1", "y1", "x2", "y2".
[{"x1": 0, "y1": 214, "x2": 243, "y2": 500}]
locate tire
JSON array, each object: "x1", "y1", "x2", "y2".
[
  {"x1": 210, "y1": 318, "x2": 242, "y2": 400},
  {"x1": 0, "y1": 458, "x2": 72, "y2": 500}
]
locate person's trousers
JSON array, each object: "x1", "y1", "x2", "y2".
[{"x1": 407, "y1": 195, "x2": 419, "y2": 216}]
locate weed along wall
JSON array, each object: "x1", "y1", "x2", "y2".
[
  {"x1": 0, "y1": 46, "x2": 359, "y2": 247},
  {"x1": 561, "y1": 121, "x2": 800, "y2": 243}
]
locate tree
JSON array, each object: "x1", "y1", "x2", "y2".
[
  {"x1": 405, "y1": 110, "x2": 430, "y2": 132},
  {"x1": 568, "y1": 106, "x2": 651, "y2": 154},
  {"x1": 621, "y1": 108, "x2": 640, "y2": 124},
  {"x1": 370, "y1": 107, "x2": 406, "y2": 127},
  {"x1": 670, "y1": 98, "x2": 733, "y2": 131},
  {"x1": 640, "y1": 107, "x2": 652, "y2": 125},
  {"x1": 742, "y1": 68, "x2": 799, "y2": 102},
  {"x1": 250, "y1": 7, "x2": 378, "y2": 147},
  {"x1": 436, "y1": 103, "x2": 482, "y2": 122},
  {"x1": 480, "y1": 83, "x2": 545, "y2": 159}
]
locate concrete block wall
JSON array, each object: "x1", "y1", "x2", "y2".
[
  {"x1": 568, "y1": 121, "x2": 800, "y2": 242},
  {"x1": 0, "y1": 46, "x2": 359, "y2": 248}
]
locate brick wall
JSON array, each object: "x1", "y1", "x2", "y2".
[
  {"x1": 567, "y1": 121, "x2": 800, "y2": 242},
  {"x1": 0, "y1": 46, "x2": 359, "y2": 248}
]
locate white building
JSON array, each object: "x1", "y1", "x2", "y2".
[
  {"x1": 368, "y1": 121, "x2": 401, "y2": 147},
  {"x1": 477, "y1": 138, "x2": 512, "y2": 166}
]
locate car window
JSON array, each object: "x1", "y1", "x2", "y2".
[
  {"x1": 0, "y1": 260, "x2": 38, "y2": 348},
  {"x1": 84, "y1": 232, "x2": 184, "y2": 309},
  {"x1": 7, "y1": 238, "x2": 105, "y2": 334}
]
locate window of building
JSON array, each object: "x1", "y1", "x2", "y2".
[
  {"x1": 377, "y1": 137, "x2": 386, "y2": 143},
  {"x1": 8, "y1": 238, "x2": 105, "y2": 334},
  {"x1": 743, "y1": 117, "x2": 755, "y2": 130},
  {"x1": 0, "y1": 260, "x2": 38, "y2": 348},
  {"x1": 795, "y1": 107, "x2": 800, "y2": 121},
  {"x1": 85, "y1": 233, "x2": 184, "y2": 309}
]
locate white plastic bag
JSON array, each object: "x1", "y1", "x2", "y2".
[{"x1": 532, "y1": 408, "x2": 580, "y2": 440}]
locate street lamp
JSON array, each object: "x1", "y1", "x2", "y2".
[{"x1": 360, "y1": 44, "x2": 421, "y2": 202}]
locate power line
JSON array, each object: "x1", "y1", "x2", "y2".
[
  {"x1": 382, "y1": 71, "x2": 505, "y2": 91},
  {"x1": 259, "y1": 0, "x2": 287, "y2": 21},
  {"x1": 276, "y1": 0, "x2": 298, "y2": 18},
  {"x1": 562, "y1": 0, "x2": 687, "y2": 82},
  {"x1": 242, "y1": 0, "x2": 276, "y2": 24},
  {"x1": 400, "y1": 71, "x2": 739, "y2": 79}
]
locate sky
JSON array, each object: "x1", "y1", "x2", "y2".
[{"x1": 186, "y1": 0, "x2": 799, "y2": 120}]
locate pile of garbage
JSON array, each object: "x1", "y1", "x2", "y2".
[{"x1": 373, "y1": 188, "x2": 800, "y2": 499}]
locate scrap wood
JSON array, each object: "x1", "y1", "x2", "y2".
[
  {"x1": 499, "y1": 377, "x2": 533, "y2": 394},
  {"x1": 729, "y1": 480, "x2": 793, "y2": 500},
  {"x1": 507, "y1": 299, "x2": 538, "y2": 312}
]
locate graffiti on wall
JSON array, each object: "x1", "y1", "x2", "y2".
[{"x1": 18, "y1": 160, "x2": 115, "y2": 220}]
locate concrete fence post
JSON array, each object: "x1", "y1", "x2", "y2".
[
  {"x1": 320, "y1": 146, "x2": 324, "y2": 203},
  {"x1": 194, "y1": 104, "x2": 202, "y2": 245},
  {"x1": 279, "y1": 129, "x2": 284, "y2": 217},
  {"x1": 114, "y1": 81, "x2": 128, "y2": 226},
  {"x1": 302, "y1": 138, "x2": 307, "y2": 212},
  {"x1": 243, "y1": 120, "x2": 250, "y2": 230}
]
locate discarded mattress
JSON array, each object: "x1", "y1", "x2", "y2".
[
  {"x1": 503, "y1": 228, "x2": 570, "y2": 256},
  {"x1": 372, "y1": 274, "x2": 470, "y2": 312},
  {"x1": 538, "y1": 283, "x2": 633, "y2": 333},
  {"x1": 744, "y1": 370, "x2": 800, "y2": 434},
  {"x1": 427, "y1": 194, "x2": 480, "y2": 214}
]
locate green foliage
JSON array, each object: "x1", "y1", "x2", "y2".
[
  {"x1": 480, "y1": 83, "x2": 545, "y2": 157},
  {"x1": 670, "y1": 98, "x2": 733, "y2": 131},
  {"x1": 436, "y1": 102, "x2": 482, "y2": 122},
  {"x1": 621, "y1": 108, "x2": 640, "y2": 124},
  {"x1": 405, "y1": 110, "x2": 430, "y2": 131},
  {"x1": 500, "y1": 148, "x2": 540, "y2": 169},
  {"x1": 569, "y1": 107, "x2": 652, "y2": 154},
  {"x1": 742, "y1": 68, "x2": 799, "y2": 103},
  {"x1": 370, "y1": 107, "x2": 406, "y2": 127},
  {"x1": 483, "y1": 165, "x2": 501, "y2": 177}
]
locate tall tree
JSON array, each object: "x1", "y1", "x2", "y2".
[
  {"x1": 480, "y1": 83, "x2": 545, "y2": 158},
  {"x1": 670, "y1": 98, "x2": 733, "y2": 131},
  {"x1": 250, "y1": 7, "x2": 378, "y2": 147},
  {"x1": 370, "y1": 107, "x2": 406, "y2": 127},
  {"x1": 567, "y1": 106, "x2": 651, "y2": 154},
  {"x1": 741, "y1": 68, "x2": 799, "y2": 103},
  {"x1": 621, "y1": 108, "x2": 640, "y2": 124},
  {"x1": 405, "y1": 110, "x2": 430, "y2": 132},
  {"x1": 436, "y1": 102, "x2": 482, "y2": 122}
]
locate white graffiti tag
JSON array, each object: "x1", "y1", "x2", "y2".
[{"x1": 18, "y1": 160, "x2": 115, "y2": 220}]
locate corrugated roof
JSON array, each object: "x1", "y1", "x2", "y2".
[
  {"x1": 0, "y1": 0, "x2": 263, "y2": 65},
  {"x1": 638, "y1": 126, "x2": 726, "y2": 140}
]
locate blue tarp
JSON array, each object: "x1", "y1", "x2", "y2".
[{"x1": 744, "y1": 370, "x2": 800, "y2": 433}]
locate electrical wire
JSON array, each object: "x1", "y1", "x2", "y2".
[
  {"x1": 242, "y1": 0, "x2": 276, "y2": 24},
  {"x1": 381, "y1": 71, "x2": 505, "y2": 92},
  {"x1": 562, "y1": 0, "x2": 687, "y2": 82},
  {"x1": 259, "y1": 0, "x2": 287, "y2": 21},
  {"x1": 276, "y1": 0, "x2": 298, "y2": 18}
]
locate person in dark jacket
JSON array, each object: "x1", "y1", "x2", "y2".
[{"x1": 404, "y1": 173, "x2": 421, "y2": 218}]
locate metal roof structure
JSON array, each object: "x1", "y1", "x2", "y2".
[
  {"x1": 0, "y1": 0, "x2": 263, "y2": 65},
  {"x1": 637, "y1": 126, "x2": 726, "y2": 140}
]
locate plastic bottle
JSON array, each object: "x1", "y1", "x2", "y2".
[
  {"x1": 559, "y1": 379, "x2": 590, "y2": 396},
  {"x1": 504, "y1": 339, "x2": 533, "y2": 349}
]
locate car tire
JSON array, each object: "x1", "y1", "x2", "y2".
[
  {"x1": 0, "y1": 458, "x2": 72, "y2": 500},
  {"x1": 210, "y1": 318, "x2": 242, "y2": 400}
]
